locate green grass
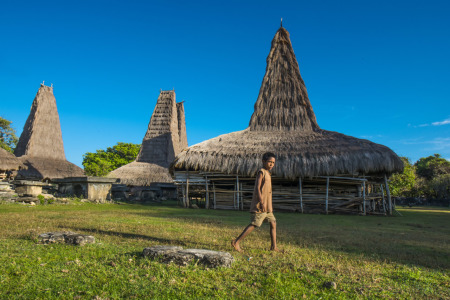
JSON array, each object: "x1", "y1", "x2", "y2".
[{"x1": 0, "y1": 202, "x2": 449, "y2": 299}]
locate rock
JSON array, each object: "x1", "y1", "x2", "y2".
[
  {"x1": 323, "y1": 281, "x2": 337, "y2": 289},
  {"x1": 191, "y1": 204, "x2": 199, "y2": 209},
  {"x1": 142, "y1": 245, "x2": 183, "y2": 259},
  {"x1": 38, "y1": 231, "x2": 95, "y2": 246},
  {"x1": 30, "y1": 202, "x2": 36, "y2": 206},
  {"x1": 142, "y1": 246, "x2": 234, "y2": 268},
  {"x1": 65, "y1": 234, "x2": 95, "y2": 246}
]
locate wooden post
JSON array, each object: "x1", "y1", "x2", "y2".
[
  {"x1": 380, "y1": 184, "x2": 386, "y2": 213},
  {"x1": 236, "y1": 176, "x2": 240, "y2": 211},
  {"x1": 213, "y1": 181, "x2": 216, "y2": 209},
  {"x1": 299, "y1": 177, "x2": 303, "y2": 213},
  {"x1": 362, "y1": 181, "x2": 366, "y2": 215},
  {"x1": 384, "y1": 174, "x2": 392, "y2": 215},
  {"x1": 185, "y1": 171, "x2": 190, "y2": 208},
  {"x1": 205, "y1": 176, "x2": 209, "y2": 209},
  {"x1": 181, "y1": 184, "x2": 186, "y2": 208},
  {"x1": 325, "y1": 177, "x2": 329, "y2": 214},
  {"x1": 240, "y1": 182, "x2": 243, "y2": 210}
]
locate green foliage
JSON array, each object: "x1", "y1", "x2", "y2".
[
  {"x1": 389, "y1": 157, "x2": 417, "y2": 197},
  {"x1": 37, "y1": 194, "x2": 45, "y2": 205},
  {"x1": 0, "y1": 116, "x2": 18, "y2": 153},
  {"x1": 425, "y1": 174, "x2": 450, "y2": 199},
  {"x1": 414, "y1": 154, "x2": 450, "y2": 180},
  {"x1": 82, "y1": 142, "x2": 141, "y2": 176}
]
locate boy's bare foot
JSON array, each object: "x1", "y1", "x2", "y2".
[
  {"x1": 270, "y1": 247, "x2": 280, "y2": 252},
  {"x1": 231, "y1": 240, "x2": 243, "y2": 253}
]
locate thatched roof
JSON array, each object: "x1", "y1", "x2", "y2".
[
  {"x1": 17, "y1": 156, "x2": 84, "y2": 180},
  {"x1": 109, "y1": 90, "x2": 186, "y2": 186},
  {"x1": 14, "y1": 84, "x2": 84, "y2": 180},
  {"x1": 172, "y1": 26, "x2": 403, "y2": 179},
  {"x1": 177, "y1": 102, "x2": 188, "y2": 150},
  {"x1": 0, "y1": 147, "x2": 24, "y2": 171}
]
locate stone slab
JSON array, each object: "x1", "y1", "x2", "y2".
[
  {"x1": 38, "y1": 231, "x2": 95, "y2": 246},
  {"x1": 142, "y1": 246, "x2": 234, "y2": 268}
]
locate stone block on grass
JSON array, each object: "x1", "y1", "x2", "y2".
[
  {"x1": 142, "y1": 246, "x2": 234, "y2": 268},
  {"x1": 38, "y1": 231, "x2": 95, "y2": 246}
]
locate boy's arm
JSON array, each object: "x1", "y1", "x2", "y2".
[{"x1": 255, "y1": 171, "x2": 265, "y2": 211}]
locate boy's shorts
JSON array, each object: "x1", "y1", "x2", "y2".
[{"x1": 250, "y1": 212, "x2": 276, "y2": 227}]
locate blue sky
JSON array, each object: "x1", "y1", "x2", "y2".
[{"x1": 1, "y1": 0, "x2": 449, "y2": 167}]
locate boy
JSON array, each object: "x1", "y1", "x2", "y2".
[{"x1": 231, "y1": 152, "x2": 278, "y2": 252}]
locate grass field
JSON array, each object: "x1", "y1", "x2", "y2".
[{"x1": 0, "y1": 201, "x2": 449, "y2": 299}]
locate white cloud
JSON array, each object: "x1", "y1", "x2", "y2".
[
  {"x1": 432, "y1": 118, "x2": 450, "y2": 126},
  {"x1": 414, "y1": 117, "x2": 450, "y2": 128}
]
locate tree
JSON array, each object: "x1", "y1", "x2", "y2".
[
  {"x1": 414, "y1": 154, "x2": 450, "y2": 180},
  {"x1": 0, "y1": 117, "x2": 18, "y2": 153},
  {"x1": 82, "y1": 142, "x2": 141, "y2": 176},
  {"x1": 389, "y1": 157, "x2": 417, "y2": 197}
]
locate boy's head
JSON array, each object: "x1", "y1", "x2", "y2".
[{"x1": 262, "y1": 152, "x2": 276, "y2": 171}]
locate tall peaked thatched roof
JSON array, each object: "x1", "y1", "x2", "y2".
[
  {"x1": 14, "y1": 84, "x2": 84, "y2": 180},
  {"x1": 172, "y1": 26, "x2": 403, "y2": 179},
  {"x1": 0, "y1": 147, "x2": 24, "y2": 171},
  {"x1": 109, "y1": 90, "x2": 186, "y2": 186},
  {"x1": 249, "y1": 27, "x2": 319, "y2": 132},
  {"x1": 177, "y1": 102, "x2": 188, "y2": 150}
]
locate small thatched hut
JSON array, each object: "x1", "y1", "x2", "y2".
[
  {"x1": 109, "y1": 90, "x2": 187, "y2": 187},
  {"x1": 171, "y1": 26, "x2": 403, "y2": 215},
  {"x1": 0, "y1": 147, "x2": 24, "y2": 179},
  {"x1": 14, "y1": 84, "x2": 84, "y2": 180}
]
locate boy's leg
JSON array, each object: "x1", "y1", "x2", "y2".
[
  {"x1": 232, "y1": 224, "x2": 255, "y2": 252},
  {"x1": 269, "y1": 221, "x2": 279, "y2": 251}
]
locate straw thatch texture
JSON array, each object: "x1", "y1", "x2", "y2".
[
  {"x1": 172, "y1": 128, "x2": 403, "y2": 179},
  {"x1": 109, "y1": 91, "x2": 184, "y2": 186},
  {"x1": 14, "y1": 84, "x2": 84, "y2": 180},
  {"x1": 107, "y1": 161, "x2": 173, "y2": 186},
  {"x1": 172, "y1": 26, "x2": 403, "y2": 179},
  {"x1": 177, "y1": 102, "x2": 188, "y2": 150},
  {"x1": 15, "y1": 85, "x2": 66, "y2": 159},
  {"x1": 249, "y1": 27, "x2": 319, "y2": 132},
  {"x1": 17, "y1": 156, "x2": 84, "y2": 180},
  {"x1": 0, "y1": 147, "x2": 24, "y2": 171}
]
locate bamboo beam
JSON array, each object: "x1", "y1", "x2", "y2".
[
  {"x1": 185, "y1": 171, "x2": 190, "y2": 208},
  {"x1": 380, "y1": 184, "x2": 386, "y2": 213},
  {"x1": 363, "y1": 181, "x2": 366, "y2": 215},
  {"x1": 236, "y1": 176, "x2": 240, "y2": 211},
  {"x1": 205, "y1": 176, "x2": 209, "y2": 209},
  {"x1": 299, "y1": 177, "x2": 303, "y2": 213},
  {"x1": 325, "y1": 177, "x2": 329, "y2": 214},
  {"x1": 384, "y1": 174, "x2": 392, "y2": 215}
]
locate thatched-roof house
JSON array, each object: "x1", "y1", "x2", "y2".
[
  {"x1": 171, "y1": 26, "x2": 403, "y2": 215},
  {"x1": 109, "y1": 90, "x2": 187, "y2": 187},
  {"x1": 14, "y1": 84, "x2": 84, "y2": 180},
  {"x1": 0, "y1": 147, "x2": 24, "y2": 179}
]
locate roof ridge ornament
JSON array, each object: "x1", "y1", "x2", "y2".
[{"x1": 280, "y1": 18, "x2": 283, "y2": 28}]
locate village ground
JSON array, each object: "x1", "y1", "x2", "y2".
[{"x1": 0, "y1": 201, "x2": 448, "y2": 299}]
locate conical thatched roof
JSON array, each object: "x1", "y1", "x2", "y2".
[
  {"x1": 109, "y1": 90, "x2": 187, "y2": 186},
  {"x1": 0, "y1": 147, "x2": 24, "y2": 171},
  {"x1": 14, "y1": 84, "x2": 84, "y2": 180},
  {"x1": 172, "y1": 26, "x2": 403, "y2": 179},
  {"x1": 177, "y1": 102, "x2": 188, "y2": 150}
]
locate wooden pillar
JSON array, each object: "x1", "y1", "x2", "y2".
[
  {"x1": 380, "y1": 184, "x2": 386, "y2": 213},
  {"x1": 205, "y1": 176, "x2": 209, "y2": 209},
  {"x1": 181, "y1": 184, "x2": 186, "y2": 208},
  {"x1": 362, "y1": 181, "x2": 366, "y2": 215},
  {"x1": 185, "y1": 171, "x2": 190, "y2": 208},
  {"x1": 384, "y1": 174, "x2": 392, "y2": 215},
  {"x1": 299, "y1": 177, "x2": 303, "y2": 213},
  {"x1": 240, "y1": 182, "x2": 243, "y2": 210},
  {"x1": 236, "y1": 176, "x2": 240, "y2": 211},
  {"x1": 213, "y1": 181, "x2": 216, "y2": 209},
  {"x1": 325, "y1": 177, "x2": 329, "y2": 214}
]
